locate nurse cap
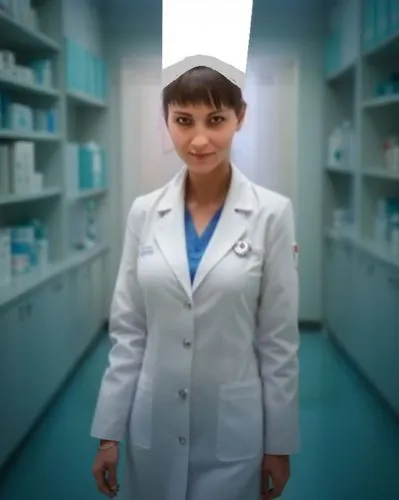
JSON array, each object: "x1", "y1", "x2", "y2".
[{"x1": 161, "y1": 0, "x2": 253, "y2": 91}]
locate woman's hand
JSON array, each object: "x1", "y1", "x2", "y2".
[
  {"x1": 261, "y1": 454, "x2": 290, "y2": 499},
  {"x1": 92, "y1": 441, "x2": 120, "y2": 498}
]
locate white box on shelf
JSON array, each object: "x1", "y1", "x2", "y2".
[
  {"x1": 37, "y1": 238, "x2": 49, "y2": 267},
  {"x1": 11, "y1": 141, "x2": 35, "y2": 194},
  {"x1": 0, "y1": 229, "x2": 11, "y2": 287},
  {"x1": 30, "y1": 172, "x2": 43, "y2": 192},
  {"x1": 0, "y1": 50, "x2": 16, "y2": 72},
  {"x1": 0, "y1": 144, "x2": 10, "y2": 195},
  {"x1": 15, "y1": 65, "x2": 34, "y2": 85}
]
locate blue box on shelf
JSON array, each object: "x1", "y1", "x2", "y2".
[
  {"x1": 78, "y1": 146, "x2": 93, "y2": 190},
  {"x1": 93, "y1": 55, "x2": 101, "y2": 99},
  {"x1": 65, "y1": 38, "x2": 77, "y2": 91},
  {"x1": 101, "y1": 149, "x2": 108, "y2": 189},
  {"x1": 0, "y1": 91, "x2": 11, "y2": 129},
  {"x1": 99, "y1": 60, "x2": 107, "y2": 100}
]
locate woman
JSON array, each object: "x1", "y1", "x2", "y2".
[{"x1": 91, "y1": 64, "x2": 300, "y2": 500}]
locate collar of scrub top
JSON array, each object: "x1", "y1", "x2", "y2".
[{"x1": 161, "y1": 54, "x2": 246, "y2": 90}]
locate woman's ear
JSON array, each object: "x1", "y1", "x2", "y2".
[{"x1": 236, "y1": 101, "x2": 247, "y2": 131}]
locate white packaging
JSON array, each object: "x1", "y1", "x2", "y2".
[
  {"x1": 0, "y1": 229, "x2": 11, "y2": 286},
  {"x1": 15, "y1": 65, "x2": 34, "y2": 85},
  {"x1": 37, "y1": 238, "x2": 49, "y2": 267},
  {"x1": 12, "y1": 254, "x2": 30, "y2": 275},
  {"x1": 11, "y1": 141, "x2": 35, "y2": 194},
  {"x1": 0, "y1": 144, "x2": 10, "y2": 195},
  {"x1": 333, "y1": 209, "x2": 347, "y2": 230},
  {"x1": 30, "y1": 172, "x2": 43, "y2": 192},
  {"x1": 92, "y1": 148, "x2": 102, "y2": 188},
  {"x1": 385, "y1": 146, "x2": 399, "y2": 172},
  {"x1": 0, "y1": 50, "x2": 15, "y2": 73}
]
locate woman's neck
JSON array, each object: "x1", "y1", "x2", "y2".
[{"x1": 185, "y1": 162, "x2": 231, "y2": 206}]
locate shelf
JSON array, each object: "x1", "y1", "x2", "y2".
[
  {"x1": 0, "y1": 72, "x2": 60, "y2": 98},
  {"x1": 67, "y1": 188, "x2": 107, "y2": 202},
  {"x1": 362, "y1": 94, "x2": 399, "y2": 109},
  {"x1": 0, "y1": 243, "x2": 109, "y2": 309},
  {"x1": 0, "y1": 187, "x2": 62, "y2": 206},
  {"x1": 363, "y1": 31, "x2": 399, "y2": 59},
  {"x1": 0, "y1": 10, "x2": 60, "y2": 52},
  {"x1": 326, "y1": 60, "x2": 356, "y2": 84},
  {"x1": 326, "y1": 165, "x2": 355, "y2": 175},
  {"x1": 325, "y1": 228, "x2": 399, "y2": 271},
  {"x1": 67, "y1": 90, "x2": 107, "y2": 109},
  {"x1": 362, "y1": 168, "x2": 399, "y2": 181},
  {"x1": 0, "y1": 130, "x2": 61, "y2": 141}
]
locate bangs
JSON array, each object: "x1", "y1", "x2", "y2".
[{"x1": 162, "y1": 66, "x2": 243, "y2": 117}]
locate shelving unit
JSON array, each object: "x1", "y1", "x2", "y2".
[
  {"x1": 0, "y1": 0, "x2": 111, "y2": 471},
  {"x1": 0, "y1": 0, "x2": 109, "y2": 308},
  {"x1": 323, "y1": 0, "x2": 399, "y2": 418}
]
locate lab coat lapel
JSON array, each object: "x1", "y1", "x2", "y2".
[
  {"x1": 154, "y1": 169, "x2": 192, "y2": 299},
  {"x1": 192, "y1": 166, "x2": 254, "y2": 294}
]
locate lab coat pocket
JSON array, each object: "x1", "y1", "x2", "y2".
[
  {"x1": 131, "y1": 373, "x2": 153, "y2": 449},
  {"x1": 217, "y1": 379, "x2": 263, "y2": 462}
]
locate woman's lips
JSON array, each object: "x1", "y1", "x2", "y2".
[{"x1": 189, "y1": 152, "x2": 215, "y2": 158}]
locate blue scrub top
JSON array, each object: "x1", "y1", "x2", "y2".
[{"x1": 185, "y1": 206, "x2": 223, "y2": 284}]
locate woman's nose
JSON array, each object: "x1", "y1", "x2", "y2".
[{"x1": 190, "y1": 134, "x2": 209, "y2": 149}]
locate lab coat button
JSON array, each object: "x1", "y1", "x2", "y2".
[
  {"x1": 178, "y1": 389, "x2": 188, "y2": 400},
  {"x1": 179, "y1": 436, "x2": 186, "y2": 445},
  {"x1": 184, "y1": 300, "x2": 192, "y2": 310},
  {"x1": 183, "y1": 339, "x2": 192, "y2": 348}
]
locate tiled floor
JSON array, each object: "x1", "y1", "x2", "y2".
[{"x1": 0, "y1": 332, "x2": 398, "y2": 500}]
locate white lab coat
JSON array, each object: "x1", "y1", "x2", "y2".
[{"x1": 91, "y1": 165, "x2": 300, "y2": 500}]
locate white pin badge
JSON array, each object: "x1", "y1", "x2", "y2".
[
  {"x1": 234, "y1": 239, "x2": 251, "y2": 257},
  {"x1": 293, "y1": 243, "x2": 299, "y2": 269}
]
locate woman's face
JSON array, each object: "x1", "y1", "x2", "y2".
[{"x1": 166, "y1": 103, "x2": 245, "y2": 175}]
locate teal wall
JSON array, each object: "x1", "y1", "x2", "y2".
[{"x1": 100, "y1": 0, "x2": 325, "y2": 321}]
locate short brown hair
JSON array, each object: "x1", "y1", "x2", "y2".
[{"x1": 162, "y1": 66, "x2": 245, "y2": 119}]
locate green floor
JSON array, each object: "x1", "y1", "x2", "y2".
[{"x1": 0, "y1": 331, "x2": 398, "y2": 499}]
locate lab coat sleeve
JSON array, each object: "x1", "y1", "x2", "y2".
[
  {"x1": 91, "y1": 197, "x2": 147, "y2": 442},
  {"x1": 257, "y1": 199, "x2": 300, "y2": 455}
]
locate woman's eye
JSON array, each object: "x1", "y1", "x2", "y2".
[
  {"x1": 209, "y1": 116, "x2": 225, "y2": 125},
  {"x1": 176, "y1": 117, "x2": 191, "y2": 126}
]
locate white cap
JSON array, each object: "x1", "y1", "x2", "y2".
[{"x1": 162, "y1": 0, "x2": 253, "y2": 90}]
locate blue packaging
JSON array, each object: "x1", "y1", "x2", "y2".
[
  {"x1": 47, "y1": 110, "x2": 57, "y2": 133},
  {"x1": 100, "y1": 60, "x2": 107, "y2": 100},
  {"x1": 86, "y1": 49, "x2": 95, "y2": 96},
  {"x1": 101, "y1": 149, "x2": 108, "y2": 188},
  {"x1": 76, "y1": 42, "x2": 85, "y2": 93},
  {"x1": 11, "y1": 225, "x2": 36, "y2": 272},
  {"x1": 65, "y1": 38, "x2": 76, "y2": 90},
  {"x1": 30, "y1": 59, "x2": 52, "y2": 88},
  {"x1": 78, "y1": 146, "x2": 93, "y2": 190},
  {"x1": 0, "y1": 91, "x2": 11, "y2": 129}
]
